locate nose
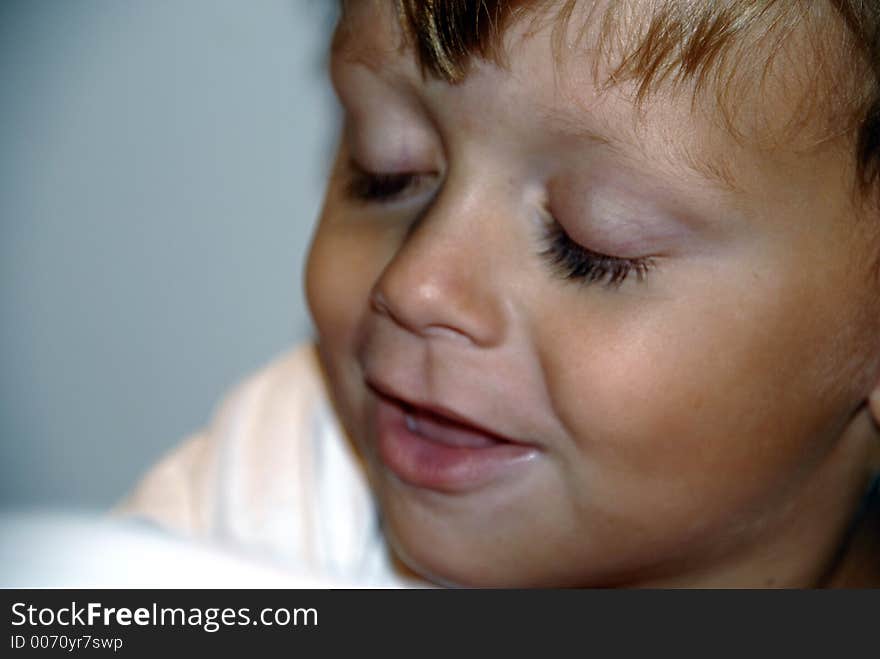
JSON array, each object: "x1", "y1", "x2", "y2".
[{"x1": 369, "y1": 194, "x2": 508, "y2": 347}]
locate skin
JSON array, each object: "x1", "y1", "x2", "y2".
[{"x1": 305, "y1": 0, "x2": 880, "y2": 587}]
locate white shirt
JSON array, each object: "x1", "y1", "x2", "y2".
[{"x1": 119, "y1": 343, "x2": 411, "y2": 587}]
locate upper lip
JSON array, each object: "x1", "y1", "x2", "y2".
[{"x1": 365, "y1": 377, "x2": 528, "y2": 445}]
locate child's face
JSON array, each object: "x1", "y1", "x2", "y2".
[{"x1": 307, "y1": 1, "x2": 880, "y2": 586}]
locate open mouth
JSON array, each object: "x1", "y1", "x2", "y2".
[
  {"x1": 401, "y1": 401, "x2": 508, "y2": 449},
  {"x1": 368, "y1": 385, "x2": 538, "y2": 493}
]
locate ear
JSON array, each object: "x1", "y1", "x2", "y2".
[
  {"x1": 870, "y1": 383, "x2": 880, "y2": 429},
  {"x1": 868, "y1": 385, "x2": 880, "y2": 472}
]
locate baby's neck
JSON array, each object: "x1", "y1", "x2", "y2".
[{"x1": 822, "y1": 473, "x2": 880, "y2": 588}]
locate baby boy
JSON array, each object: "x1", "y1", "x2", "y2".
[{"x1": 126, "y1": 0, "x2": 880, "y2": 587}]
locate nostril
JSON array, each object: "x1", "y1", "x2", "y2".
[
  {"x1": 370, "y1": 289, "x2": 392, "y2": 316},
  {"x1": 370, "y1": 288, "x2": 416, "y2": 334}
]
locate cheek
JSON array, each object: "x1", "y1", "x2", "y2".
[
  {"x1": 540, "y1": 269, "x2": 865, "y2": 529},
  {"x1": 305, "y1": 212, "x2": 396, "y2": 449},
  {"x1": 305, "y1": 217, "x2": 384, "y2": 348}
]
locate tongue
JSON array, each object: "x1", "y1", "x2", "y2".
[{"x1": 407, "y1": 408, "x2": 503, "y2": 449}]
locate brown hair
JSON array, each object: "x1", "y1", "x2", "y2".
[{"x1": 339, "y1": 1, "x2": 880, "y2": 198}]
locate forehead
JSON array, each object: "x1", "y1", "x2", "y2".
[
  {"x1": 334, "y1": 0, "x2": 849, "y2": 105},
  {"x1": 332, "y1": 0, "x2": 852, "y2": 193}
]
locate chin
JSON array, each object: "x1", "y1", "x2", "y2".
[
  {"x1": 375, "y1": 488, "x2": 571, "y2": 588},
  {"x1": 385, "y1": 530, "x2": 515, "y2": 588},
  {"x1": 374, "y1": 489, "x2": 504, "y2": 587}
]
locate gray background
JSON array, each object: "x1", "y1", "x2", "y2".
[{"x1": 1, "y1": 0, "x2": 339, "y2": 508}]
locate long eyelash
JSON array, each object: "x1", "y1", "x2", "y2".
[
  {"x1": 540, "y1": 221, "x2": 654, "y2": 287},
  {"x1": 345, "y1": 162, "x2": 418, "y2": 202}
]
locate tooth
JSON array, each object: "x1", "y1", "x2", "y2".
[{"x1": 405, "y1": 412, "x2": 417, "y2": 432}]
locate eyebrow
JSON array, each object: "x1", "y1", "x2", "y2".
[
  {"x1": 332, "y1": 32, "x2": 384, "y2": 73},
  {"x1": 331, "y1": 4, "x2": 410, "y2": 78},
  {"x1": 537, "y1": 103, "x2": 744, "y2": 194},
  {"x1": 333, "y1": 24, "x2": 745, "y2": 195}
]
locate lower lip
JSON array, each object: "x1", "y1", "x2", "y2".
[{"x1": 374, "y1": 398, "x2": 538, "y2": 493}]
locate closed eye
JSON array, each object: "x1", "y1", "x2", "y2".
[
  {"x1": 345, "y1": 160, "x2": 426, "y2": 203},
  {"x1": 541, "y1": 220, "x2": 655, "y2": 287}
]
